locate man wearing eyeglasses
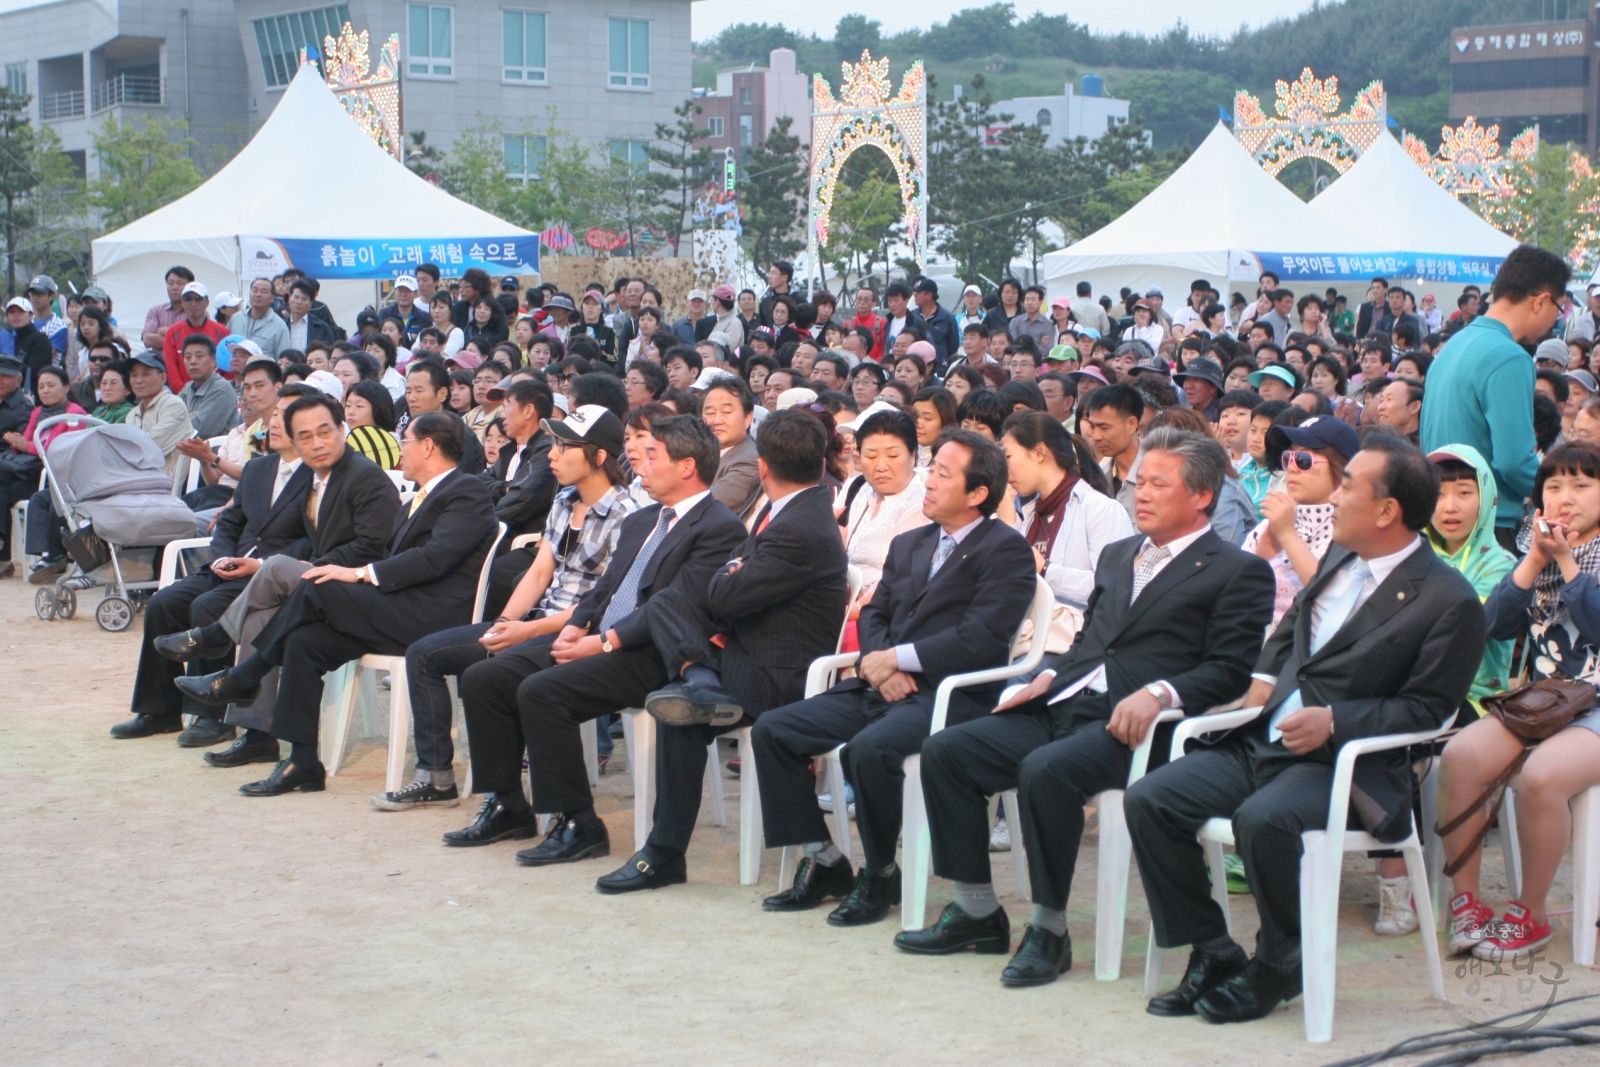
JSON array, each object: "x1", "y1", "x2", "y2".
[{"x1": 161, "y1": 281, "x2": 230, "y2": 391}]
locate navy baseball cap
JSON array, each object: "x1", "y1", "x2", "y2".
[{"x1": 1266, "y1": 415, "x2": 1360, "y2": 461}]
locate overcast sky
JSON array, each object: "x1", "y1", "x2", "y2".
[{"x1": 690, "y1": 1, "x2": 1324, "y2": 45}]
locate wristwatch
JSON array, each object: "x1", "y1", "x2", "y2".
[
  {"x1": 600, "y1": 634, "x2": 615, "y2": 653},
  {"x1": 1144, "y1": 682, "x2": 1172, "y2": 710}
]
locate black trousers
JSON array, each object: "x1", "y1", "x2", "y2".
[
  {"x1": 254, "y1": 580, "x2": 411, "y2": 748},
  {"x1": 130, "y1": 571, "x2": 247, "y2": 719},
  {"x1": 484, "y1": 544, "x2": 538, "y2": 621},
  {"x1": 752, "y1": 684, "x2": 957, "y2": 873},
  {"x1": 0, "y1": 459, "x2": 42, "y2": 560},
  {"x1": 922, "y1": 692, "x2": 1131, "y2": 910},
  {"x1": 1124, "y1": 729, "x2": 1333, "y2": 968}
]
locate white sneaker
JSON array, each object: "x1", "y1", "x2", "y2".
[
  {"x1": 1374, "y1": 875, "x2": 1418, "y2": 936},
  {"x1": 989, "y1": 817, "x2": 1011, "y2": 852}
]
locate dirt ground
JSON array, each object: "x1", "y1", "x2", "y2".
[{"x1": 3, "y1": 578, "x2": 1598, "y2": 1067}]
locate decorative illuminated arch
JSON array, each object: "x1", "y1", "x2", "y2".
[
  {"x1": 319, "y1": 23, "x2": 402, "y2": 161},
  {"x1": 1234, "y1": 68, "x2": 1386, "y2": 176},
  {"x1": 1403, "y1": 117, "x2": 1539, "y2": 199},
  {"x1": 806, "y1": 51, "x2": 927, "y2": 287}
]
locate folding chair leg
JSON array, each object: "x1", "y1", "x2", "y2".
[
  {"x1": 1400, "y1": 837, "x2": 1446, "y2": 1002},
  {"x1": 826, "y1": 751, "x2": 852, "y2": 859},
  {"x1": 580, "y1": 719, "x2": 599, "y2": 789},
  {"x1": 900, "y1": 754, "x2": 930, "y2": 931},
  {"x1": 1573, "y1": 786, "x2": 1600, "y2": 967},
  {"x1": 738, "y1": 728, "x2": 763, "y2": 886},
  {"x1": 322, "y1": 662, "x2": 358, "y2": 776},
  {"x1": 1094, "y1": 789, "x2": 1132, "y2": 981},
  {"x1": 446, "y1": 676, "x2": 471, "y2": 797},
  {"x1": 1501, "y1": 787, "x2": 1523, "y2": 902},
  {"x1": 1203, "y1": 837, "x2": 1233, "y2": 936},
  {"x1": 1419, "y1": 760, "x2": 1448, "y2": 932},
  {"x1": 628, "y1": 711, "x2": 655, "y2": 853},
  {"x1": 1143, "y1": 927, "x2": 1164, "y2": 996},
  {"x1": 1002, "y1": 790, "x2": 1030, "y2": 903},
  {"x1": 1299, "y1": 830, "x2": 1341, "y2": 1043},
  {"x1": 706, "y1": 740, "x2": 727, "y2": 827},
  {"x1": 384, "y1": 661, "x2": 411, "y2": 794}
]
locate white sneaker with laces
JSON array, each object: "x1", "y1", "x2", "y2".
[
  {"x1": 1374, "y1": 874, "x2": 1418, "y2": 936},
  {"x1": 989, "y1": 817, "x2": 1011, "y2": 853}
]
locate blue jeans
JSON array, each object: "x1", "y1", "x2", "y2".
[{"x1": 404, "y1": 622, "x2": 493, "y2": 771}]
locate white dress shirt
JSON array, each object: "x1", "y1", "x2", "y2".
[
  {"x1": 366, "y1": 468, "x2": 456, "y2": 586},
  {"x1": 894, "y1": 515, "x2": 987, "y2": 675},
  {"x1": 1251, "y1": 535, "x2": 1425, "y2": 688},
  {"x1": 1047, "y1": 523, "x2": 1213, "y2": 706},
  {"x1": 269, "y1": 457, "x2": 302, "y2": 505}
]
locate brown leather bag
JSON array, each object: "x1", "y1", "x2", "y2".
[{"x1": 1436, "y1": 677, "x2": 1594, "y2": 876}]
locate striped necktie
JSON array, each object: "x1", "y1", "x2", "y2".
[
  {"x1": 600, "y1": 507, "x2": 676, "y2": 633},
  {"x1": 1129, "y1": 544, "x2": 1170, "y2": 602}
]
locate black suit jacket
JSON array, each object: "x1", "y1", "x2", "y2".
[
  {"x1": 482, "y1": 430, "x2": 556, "y2": 536},
  {"x1": 367, "y1": 468, "x2": 499, "y2": 641},
  {"x1": 1044, "y1": 529, "x2": 1275, "y2": 713},
  {"x1": 708, "y1": 485, "x2": 849, "y2": 716},
  {"x1": 211, "y1": 454, "x2": 310, "y2": 560},
  {"x1": 281, "y1": 447, "x2": 401, "y2": 568},
  {"x1": 856, "y1": 516, "x2": 1037, "y2": 715},
  {"x1": 569, "y1": 493, "x2": 747, "y2": 652},
  {"x1": 1251, "y1": 541, "x2": 1485, "y2": 840}
]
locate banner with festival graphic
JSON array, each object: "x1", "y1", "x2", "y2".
[
  {"x1": 245, "y1": 236, "x2": 538, "y2": 279},
  {"x1": 1233, "y1": 249, "x2": 1504, "y2": 285}
]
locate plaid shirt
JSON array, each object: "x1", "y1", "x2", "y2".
[{"x1": 536, "y1": 483, "x2": 641, "y2": 615}]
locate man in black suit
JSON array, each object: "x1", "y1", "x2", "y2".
[
  {"x1": 178, "y1": 411, "x2": 498, "y2": 796},
  {"x1": 896, "y1": 427, "x2": 1276, "y2": 985},
  {"x1": 440, "y1": 416, "x2": 746, "y2": 858},
  {"x1": 752, "y1": 430, "x2": 1038, "y2": 926},
  {"x1": 401, "y1": 360, "x2": 486, "y2": 474},
  {"x1": 156, "y1": 388, "x2": 400, "y2": 766},
  {"x1": 111, "y1": 394, "x2": 311, "y2": 745},
  {"x1": 1127, "y1": 434, "x2": 1485, "y2": 1023},
  {"x1": 593, "y1": 410, "x2": 850, "y2": 892},
  {"x1": 480, "y1": 377, "x2": 557, "y2": 617}
]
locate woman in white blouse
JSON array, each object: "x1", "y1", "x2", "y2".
[{"x1": 842, "y1": 408, "x2": 930, "y2": 639}]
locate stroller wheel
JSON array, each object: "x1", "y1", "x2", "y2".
[
  {"x1": 34, "y1": 587, "x2": 56, "y2": 620},
  {"x1": 96, "y1": 596, "x2": 134, "y2": 632},
  {"x1": 55, "y1": 588, "x2": 77, "y2": 619}
]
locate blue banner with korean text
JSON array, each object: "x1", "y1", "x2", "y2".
[
  {"x1": 1234, "y1": 250, "x2": 1504, "y2": 286},
  {"x1": 246, "y1": 236, "x2": 539, "y2": 279}
]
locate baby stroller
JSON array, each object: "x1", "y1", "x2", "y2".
[{"x1": 31, "y1": 415, "x2": 199, "y2": 631}]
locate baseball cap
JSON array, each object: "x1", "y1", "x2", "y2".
[
  {"x1": 1144, "y1": 287, "x2": 1164, "y2": 298},
  {"x1": 5, "y1": 296, "x2": 31, "y2": 313},
  {"x1": 214, "y1": 291, "x2": 242, "y2": 309},
  {"x1": 130, "y1": 350, "x2": 167, "y2": 373},
  {"x1": 962, "y1": 284, "x2": 982, "y2": 298},
  {"x1": 230, "y1": 338, "x2": 264, "y2": 361},
  {"x1": 776, "y1": 387, "x2": 819, "y2": 410},
  {"x1": 1051, "y1": 296, "x2": 1072, "y2": 310},
  {"x1": 912, "y1": 277, "x2": 940, "y2": 296},
  {"x1": 541, "y1": 403, "x2": 625, "y2": 458},
  {"x1": 1173, "y1": 360, "x2": 1224, "y2": 392},
  {"x1": 1534, "y1": 339, "x2": 1570, "y2": 366},
  {"x1": 1249, "y1": 364, "x2": 1299, "y2": 391},
  {"x1": 1566, "y1": 369, "x2": 1599, "y2": 393},
  {"x1": 1133, "y1": 299, "x2": 1152, "y2": 311},
  {"x1": 500, "y1": 276, "x2": 520, "y2": 291},
  {"x1": 81, "y1": 286, "x2": 110, "y2": 303},
  {"x1": 393, "y1": 274, "x2": 418, "y2": 291},
  {"x1": 1063, "y1": 366, "x2": 1109, "y2": 390},
  {"x1": 181, "y1": 281, "x2": 209, "y2": 299},
  {"x1": 546, "y1": 294, "x2": 575, "y2": 313},
  {"x1": 1266, "y1": 415, "x2": 1360, "y2": 462},
  {"x1": 687, "y1": 289, "x2": 708, "y2": 303},
  {"x1": 840, "y1": 399, "x2": 900, "y2": 433},
  {"x1": 580, "y1": 290, "x2": 603, "y2": 304},
  {"x1": 305, "y1": 369, "x2": 345, "y2": 402},
  {"x1": 712, "y1": 284, "x2": 736, "y2": 301},
  {"x1": 1046, "y1": 344, "x2": 1077, "y2": 363},
  {"x1": 1078, "y1": 326, "x2": 1101, "y2": 340},
  {"x1": 750, "y1": 327, "x2": 777, "y2": 344},
  {"x1": 445, "y1": 350, "x2": 482, "y2": 371},
  {"x1": 1133, "y1": 353, "x2": 1170, "y2": 376},
  {"x1": 0, "y1": 355, "x2": 22, "y2": 377},
  {"x1": 25, "y1": 274, "x2": 57, "y2": 295},
  {"x1": 907, "y1": 340, "x2": 937, "y2": 364}
]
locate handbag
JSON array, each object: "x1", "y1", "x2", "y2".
[{"x1": 1435, "y1": 676, "x2": 1594, "y2": 876}]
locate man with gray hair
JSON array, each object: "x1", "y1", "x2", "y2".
[{"x1": 896, "y1": 427, "x2": 1274, "y2": 989}]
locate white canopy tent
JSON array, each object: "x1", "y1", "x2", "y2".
[
  {"x1": 93, "y1": 63, "x2": 537, "y2": 337},
  {"x1": 1036, "y1": 123, "x2": 1383, "y2": 303},
  {"x1": 1309, "y1": 131, "x2": 1517, "y2": 259}
]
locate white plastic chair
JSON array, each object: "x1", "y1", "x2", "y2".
[
  {"x1": 158, "y1": 537, "x2": 215, "y2": 588},
  {"x1": 834, "y1": 575, "x2": 1056, "y2": 931},
  {"x1": 323, "y1": 522, "x2": 507, "y2": 790},
  {"x1": 629, "y1": 566, "x2": 866, "y2": 879},
  {"x1": 1142, "y1": 706, "x2": 1453, "y2": 1043},
  {"x1": 1489, "y1": 784, "x2": 1600, "y2": 967},
  {"x1": 11, "y1": 468, "x2": 45, "y2": 568}
]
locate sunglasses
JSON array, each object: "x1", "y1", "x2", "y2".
[{"x1": 1280, "y1": 450, "x2": 1330, "y2": 472}]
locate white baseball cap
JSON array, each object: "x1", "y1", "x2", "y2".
[
  {"x1": 214, "y1": 291, "x2": 242, "y2": 309},
  {"x1": 394, "y1": 274, "x2": 418, "y2": 291},
  {"x1": 181, "y1": 281, "x2": 209, "y2": 299}
]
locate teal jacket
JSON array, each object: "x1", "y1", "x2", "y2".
[{"x1": 1419, "y1": 316, "x2": 1537, "y2": 529}]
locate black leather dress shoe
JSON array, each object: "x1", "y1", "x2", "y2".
[
  {"x1": 1001, "y1": 926, "x2": 1073, "y2": 986},
  {"x1": 827, "y1": 866, "x2": 902, "y2": 926},
  {"x1": 203, "y1": 734, "x2": 281, "y2": 767},
  {"x1": 176, "y1": 717, "x2": 236, "y2": 748},
  {"x1": 595, "y1": 849, "x2": 688, "y2": 893},
  {"x1": 109, "y1": 713, "x2": 183, "y2": 739},
  {"x1": 441, "y1": 796, "x2": 538, "y2": 846},
  {"x1": 174, "y1": 670, "x2": 260, "y2": 709},
  {"x1": 239, "y1": 759, "x2": 326, "y2": 796},
  {"x1": 153, "y1": 627, "x2": 234, "y2": 663},
  {"x1": 515, "y1": 815, "x2": 610, "y2": 866},
  {"x1": 761, "y1": 856, "x2": 854, "y2": 911},
  {"x1": 645, "y1": 681, "x2": 744, "y2": 727},
  {"x1": 1147, "y1": 945, "x2": 1250, "y2": 1017},
  {"x1": 1194, "y1": 958, "x2": 1302, "y2": 1024},
  {"x1": 894, "y1": 902, "x2": 1011, "y2": 955}
]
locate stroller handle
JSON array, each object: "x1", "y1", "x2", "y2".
[{"x1": 31, "y1": 413, "x2": 110, "y2": 458}]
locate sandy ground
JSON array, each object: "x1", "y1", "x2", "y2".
[{"x1": 3, "y1": 577, "x2": 1598, "y2": 1067}]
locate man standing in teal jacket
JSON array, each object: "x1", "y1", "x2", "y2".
[{"x1": 1421, "y1": 245, "x2": 1569, "y2": 549}]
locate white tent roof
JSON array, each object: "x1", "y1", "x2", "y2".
[
  {"x1": 92, "y1": 62, "x2": 533, "y2": 275},
  {"x1": 1308, "y1": 131, "x2": 1517, "y2": 258},
  {"x1": 1037, "y1": 122, "x2": 1382, "y2": 292}
]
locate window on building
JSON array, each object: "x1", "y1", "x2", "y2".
[
  {"x1": 253, "y1": 5, "x2": 352, "y2": 88},
  {"x1": 707, "y1": 116, "x2": 724, "y2": 138},
  {"x1": 739, "y1": 86, "x2": 752, "y2": 105},
  {"x1": 504, "y1": 134, "x2": 547, "y2": 180},
  {"x1": 738, "y1": 113, "x2": 753, "y2": 148},
  {"x1": 503, "y1": 11, "x2": 547, "y2": 83},
  {"x1": 4, "y1": 63, "x2": 26, "y2": 97},
  {"x1": 407, "y1": 4, "x2": 454, "y2": 78},
  {"x1": 608, "y1": 18, "x2": 649, "y2": 88},
  {"x1": 609, "y1": 139, "x2": 650, "y2": 166},
  {"x1": 1452, "y1": 57, "x2": 1589, "y2": 93},
  {"x1": 1036, "y1": 108, "x2": 1051, "y2": 127}
]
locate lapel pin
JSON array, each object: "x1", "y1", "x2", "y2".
[{"x1": 1397, "y1": 592, "x2": 1405, "y2": 600}]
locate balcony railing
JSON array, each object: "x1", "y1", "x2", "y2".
[
  {"x1": 39, "y1": 90, "x2": 84, "y2": 120},
  {"x1": 92, "y1": 74, "x2": 164, "y2": 113}
]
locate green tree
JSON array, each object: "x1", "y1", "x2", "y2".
[
  {"x1": 1050, "y1": 122, "x2": 1172, "y2": 246},
  {"x1": 647, "y1": 99, "x2": 714, "y2": 255},
  {"x1": 0, "y1": 87, "x2": 79, "y2": 296},
  {"x1": 1476, "y1": 143, "x2": 1600, "y2": 269},
  {"x1": 821, "y1": 171, "x2": 905, "y2": 288},
  {"x1": 87, "y1": 116, "x2": 201, "y2": 230},
  {"x1": 739, "y1": 116, "x2": 807, "y2": 271},
  {"x1": 927, "y1": 75, "x2": 1027, "y2": 284},
  {"x1": 708, "y1": 23, "x2": 800, "y2": 64},
  {"x1": 835, "y1": 15, "x2": 882, "y2": 61},
  {"x1": 1111, "y1": 70, "x2": 1234, "y2": 151},
  {"x1": 591, "y1": 148, "x2": 676, "y2": 257}
]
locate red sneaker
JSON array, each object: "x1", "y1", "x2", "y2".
[
  {"x1": 1470, "y1": 901, "x2": 1552, "y2": 961},
  {"x1": 1448, "y1": 892, "x2": 1496, "y2": 955}
]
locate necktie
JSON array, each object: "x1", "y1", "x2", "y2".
[
  {"x1": 1269, "y1": 559, "x2": 1373, "y2": 740},
  {"x1": 928, "y1": 533, "x2": 956, "y2": 580},
  {"x1": 599, "y1": 507, "x2": 676, "y2": 633},
  {"x1": 407, "y1": 486, "x2": 429, "y2": 518},
  {"x1": 270, "y1": 464, "x2": 293, "y2": 505},
  {"x1": 305, "y1": 476, "x2": 326, "y2": 530},
  {"x1": 1129, "y1": 544, "x2": 1170, "y2": 602}
]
